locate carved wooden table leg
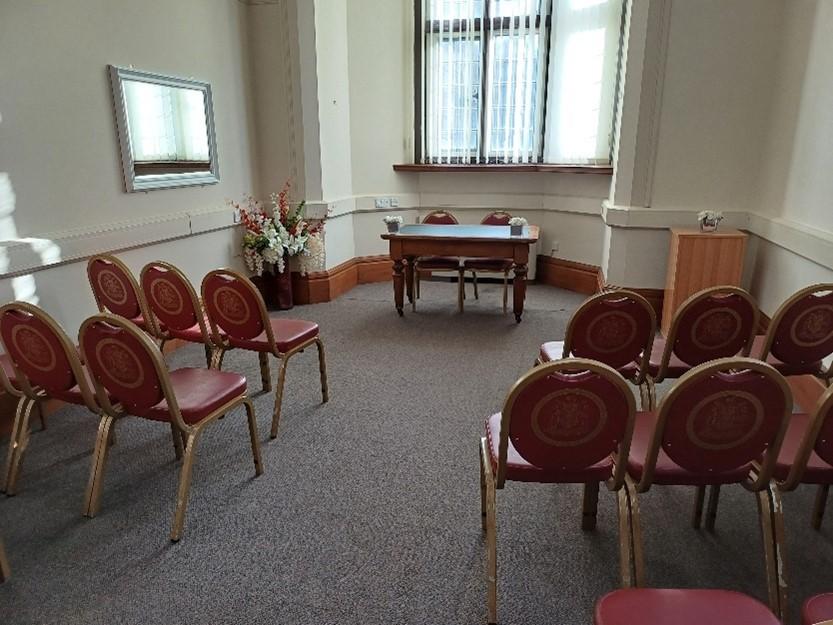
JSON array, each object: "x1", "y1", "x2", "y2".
[
  {"x1": 512, "y1": 263, "x2": 528, "y2": 323},
  {"x1": 405, "y1": 256, "x2": 415, "y2": 304},
  {"x1": 393, "y1": 258, "x2": 405, "y2": 316}
]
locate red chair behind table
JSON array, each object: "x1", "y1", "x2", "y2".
[
  {"x1": 537, "y1": 289, "x2": 656, "y2": 393},
  {"x1": 79, "y1": 313, "x2": 263, "y2": 542},
  {"x1": 751, "y1": 283, "x2": 833, "y2": 384},
  {"x1": 413, "y1": 210, "x2": 463, "y2": 312},
  {"x1": 461, "y1": 211, "x2": 514, "y2": 314},
  {"x1": 803, "y1": 594, "x2": 833, "y2": 625},
  {"x1": 479, "y1": 359, "x2": 637, "y2": 624},
  {"x1": 0, "y1": 302, "x2": 100, "y2": 496},
  {"x1": 774, "y1": 381, "x2": 833, "y2": 530},
  {"x1": 639, "y1": 285, "x2": 759, "y2": 409},
  {"x1": 87, "y1": 254, "x2": 158, "y2": 336},
  {"x1": 621, "y1": 357, "x2": 792, "y2": 619},
  {"x1": 201, "y1": 268, "x2": 328, "y2": 439},
  {"x1": 140, "y1": 261, "x2": 214, "y2": 367}
]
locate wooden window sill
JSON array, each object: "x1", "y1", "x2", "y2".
[{"x1": 392, "y1": 163, "x2": 613, "y2": 175}]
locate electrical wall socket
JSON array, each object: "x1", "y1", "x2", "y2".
[
  {"x1": 232, "y1": 207, "x2": 241, "y2": 223},
  {"x1": 390, "y1": 197, "x2": 400, "y2": 208},
  {"x1": 375, "y1": 197, "x2": 391, "y2": 209}
]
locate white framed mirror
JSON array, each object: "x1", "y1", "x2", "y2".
[{"x1": 108, "y1": 65, "x2": 220, "y2": 192}]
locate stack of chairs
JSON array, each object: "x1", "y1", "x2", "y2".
[
  {"x1": 0, "y1": 253, "x2": 332, "y2": 543},
  {"x1": 481, "y1": 282, "x2": 833, "y2": 624}
]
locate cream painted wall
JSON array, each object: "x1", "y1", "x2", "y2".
[{"x1": 0, "y1": 0, "x2": 257, "y2": 237}]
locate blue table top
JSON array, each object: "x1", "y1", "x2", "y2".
[{"x1": 382, "y1": 224, "x2": 538, "y2": 241}]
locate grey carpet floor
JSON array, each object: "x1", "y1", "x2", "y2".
[{"x1": 0, "y1": 280, "x2": 831, "y2": 625}]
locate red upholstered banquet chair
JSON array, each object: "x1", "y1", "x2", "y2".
[
  {"x1": 479, "y1": 359, "x2": 637, "y2": 624},
  {"x1": 803, "y1": 594, "x2": 833, "y2": 625},
  {"x1": 201, "y1": 269, "x2": 328, "y2": 439},
  {"x1": 621, "y1": 357, "x2": 792, "y2": 619},
  {"x1": 140, "y1": 261, "x2": 214, "y2": 367},
  {"x1": 87, "y1": 254, "x2": 157, "y2": 336},
  {"x1": 413, "y1": 210, "x2": 463, "y2": 312},
  {"x1": 595, "y1": 588, "x2": 781, "y2": 625},
  {"x1": 751, "y1": 283, "x2": 833, "y2": 384},
  {"x1": 79, "y1": 313, "x2": 263, "y2": 542},
  {"x1": 773, "y1": 381, "x2": 833, "y2": 529},
  {"x1": 638, "y1": 285, "x2": 758, "y2": 409},
  {"x1": 537, "y1": 290, "x2": 656, "y2": 394},
  {"x1": 461, "y1": 211, "x2": 514, "y2": 313},
  {"x1": 0, "y1": 302, "x2": 100, "y2": 496}
]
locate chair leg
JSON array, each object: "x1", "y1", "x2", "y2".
[
  {"x1": 258, "y1": 352, "x2": 272, "y2": 392},
  {"x1": 243, "y1": 400, "x2": 264, "y2": 476},
  {"x1": 0, "y1": 537, "x2": 9, "y2": 583},
  {"x1": 170, "y1": 422, "x2": 184, "y2": 461},
  {"x1": 479, "y1": 442, "x2": 486, "y2": 532},
  {"x1": 692, "y1": 486, "x2": 706, "y2": 528},
  {"x1": 203, "y1": 344, "x2": 212, "y2": 368},
  {"x1": 616, "y1": 487, "x2": 635, "y2": 588},
  {"x1": 502, "y1": 270, "x2": 508, "y2": 314},
  {"x1": 209, "y1": 347, "x2": 226, "y2": 370},
  {"x1": 315, "y1": 338, "x2": 329, "y2": 404},
  {"x1": 624, "y1": 476, "x2": 645, "y2": 587},
  {"x1": 638, "y1": 382, "x2": 651, "y2": 412},
  {"x1": 646, "y1": 376, "x2": 657, "y2": 410},
  {"x1": 415, "y1": 270, "x2": 421, "y2": 301},
  {"x1": 769, "y1": 483, "x2": 788, "y2": 622},
  {"x1": 458, "y1": 268, "x2": 465, "y2": 313},
  {"x1": 36, "y1": 401, "x2": 46, "y2": 431},
  {"x1": 171, "y1": 429, "x2": 201, "y2": 542},
  {"x1": 473, "y1": 272, "x2": 479, "y2": 299},
  {"x1": 84, "y1": 415, "x2": 115, "y2": 518},
  {"x1": 813, "y1": 484, "x2": 829, "y2": 529},
  {"x1": 270, "y1": 355, "x2": 292, "y2": 439},
  {"x1": 480, "y1": 437, "x2": 497, "y2": 625},
  {"x1": 582, "y1": 481, "x2": 600, "y2": 531},
  {"x1": 756, "y1": 487, "x2": 781, "y2": 617},
  {"x1": 3, "y1": 398, "x2": 35, "y2": 496},
  {"x1": 705, "y1": 485, "x2": 720, "y2": 531},
  {"x1": 2, "y1": 398, "x2": 29, "y2": 494}
]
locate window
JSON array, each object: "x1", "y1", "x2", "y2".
[{"x1": 415, "y1": 0, "x2": 624, "y2": 166}]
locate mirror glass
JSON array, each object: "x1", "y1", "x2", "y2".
[{"x1": 109, "y1": 66, "x2": 219, "y2": 192}]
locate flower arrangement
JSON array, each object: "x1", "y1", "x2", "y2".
[
  {"x1": 508, "y1": 216, "x2": 528, "y2": 235},
  {"x1": 697, "y1": 210, "x2": 724, "y2": 232},
  {"x1": 231, "y1": 180, "x2": 325, "y2": 276},
  {"x1": 508, "y1": 216, "x2": 528, "y2": 226},
  {"x1": 383, "y1": 215, "x2": 403, "y2": 233}
]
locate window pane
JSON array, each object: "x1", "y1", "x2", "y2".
[
  {"x1": 427, "y1": 0, "x2": 483, "y2": 19},
  {"x1": 487, "y1": 34, "x2": 540, "y2": 158},
  {"x1": 490, "y1": 0, "x2": 543, "y2": 17}
]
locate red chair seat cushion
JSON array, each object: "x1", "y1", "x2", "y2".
[
  {"x1": 0, "y1": 353, "x2": 18, "y2": 390},
  {"x1": 773, "y1": 413, "x2": 833, "y2": 483},
  {"x1": 415, "y1": 256, "x2": 460, "y2": 270},
  {"x1": 595, "y1": 589, "x2": 780, "y2": 625},
  {"x1": 463, "y1": 257, "x2": 512, "y2": 271},
  {"x1": 803, "y1": 593, "x2": 833, "y2": 625},
  {"x1": 645, "y1": 338, "x2": 690, "y2": 379},
  {"x1": 627, "y1": 412, "x2": 751, "y2": 485},
  {"x1": 139, "y1": 368, "x2": 247, "y2": 424},
  {"x1": 130, "y1": 314, "x2": 149, "y2": 331},
  {"x1": 751, "y1": 334, "x2": 823, "y2": 377},
  {"x1": 228, "y1": 318, "x2": 319, "y2": 354},
  {"x1": 169, "y1": 315, "x2": 218, "y2": 344},
  {"x1": 485, "y1": 413, "x2": 614, "y2": 483}
]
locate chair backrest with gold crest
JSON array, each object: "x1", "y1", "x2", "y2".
[
  {"x1": 421, "y1": 210, "x2": 458, "y2": 225},
  {"x1": 777, "y1": 381, "x2": 833, "y2": 492},
  {"x1": 657, "y1": 286, "x2": 758, "y2": 382},
  {"x1": 201, "y1": 269, "x2": 276, "y2": 354},
  {"x1": 495, "y1": 358, "x2": 636, "y2": 490},
  {"x1": 563, "y1": 290, "x2": 656, "y2": 384},
  {"x1": 87, "y1": 255, "x2": 156, "y2": 335},
  {"x1": 758, "y1": 283, "x2": 833, "y2": 382},
  {"x1": 140, "y1": 261, "x2": 211, "y2": 345},
  {"x1": 636, "y1": 357, "x2": 791, "y2": 492},
  {"x1": 481, "y1": 211, "x2": 512, "y2": 226},
  {"x1": 0, "y1": 302, "x2": 97, "y2": 409}
]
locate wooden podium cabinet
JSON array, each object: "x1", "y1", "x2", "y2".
[{"x1": 661, "y1": 228, "x2": 748, "y2": 336}]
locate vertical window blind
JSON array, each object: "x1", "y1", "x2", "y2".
[{"x1": 417, "y1": 0, "x2": 624, "y2": 165}]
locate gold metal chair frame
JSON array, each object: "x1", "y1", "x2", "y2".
[
  {"x1": 0, "y1": 536, "x2": 9, "y2": 582},
  {"x1": 0, "y1": 302, "x2": 100, "y2": 496},
  {"x1": 412, "y1": 210, "x2": 463, "y2": 313},
  {"x1": 756, "y1": 282, "x2": 833, "y2": 384},
  {"x1": 201, "y1": 268, "x2": 329, "y2": 439},
  {"x1": 79, "y1": 313, "x2": 264, "y2": 542},
  {"x1": 619, "y1": 357, "x2": 792, "y2": 621},
  {"x1": 479, "y1": 358, "x2": 638, "y2": 624},
  {"x1": 461, "y1": 212, "x2": 515, "y2": 315},
  {"x1": 87, "y1": 254, "x2": 161, "y2": 338},
  {"x1": 643, "y1": 285, "x2": 759, "y2": 409},
  {"x1": 140, "y1": 260, "x2": 214, "y2": 367}
]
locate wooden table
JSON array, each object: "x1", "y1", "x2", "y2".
[{"x1": 381, "y1": 224, "x2": 540, "y2": 322}]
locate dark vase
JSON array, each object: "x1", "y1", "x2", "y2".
[{"x1": 272, "y1": 254, "x2": 294, "y2": 310}]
